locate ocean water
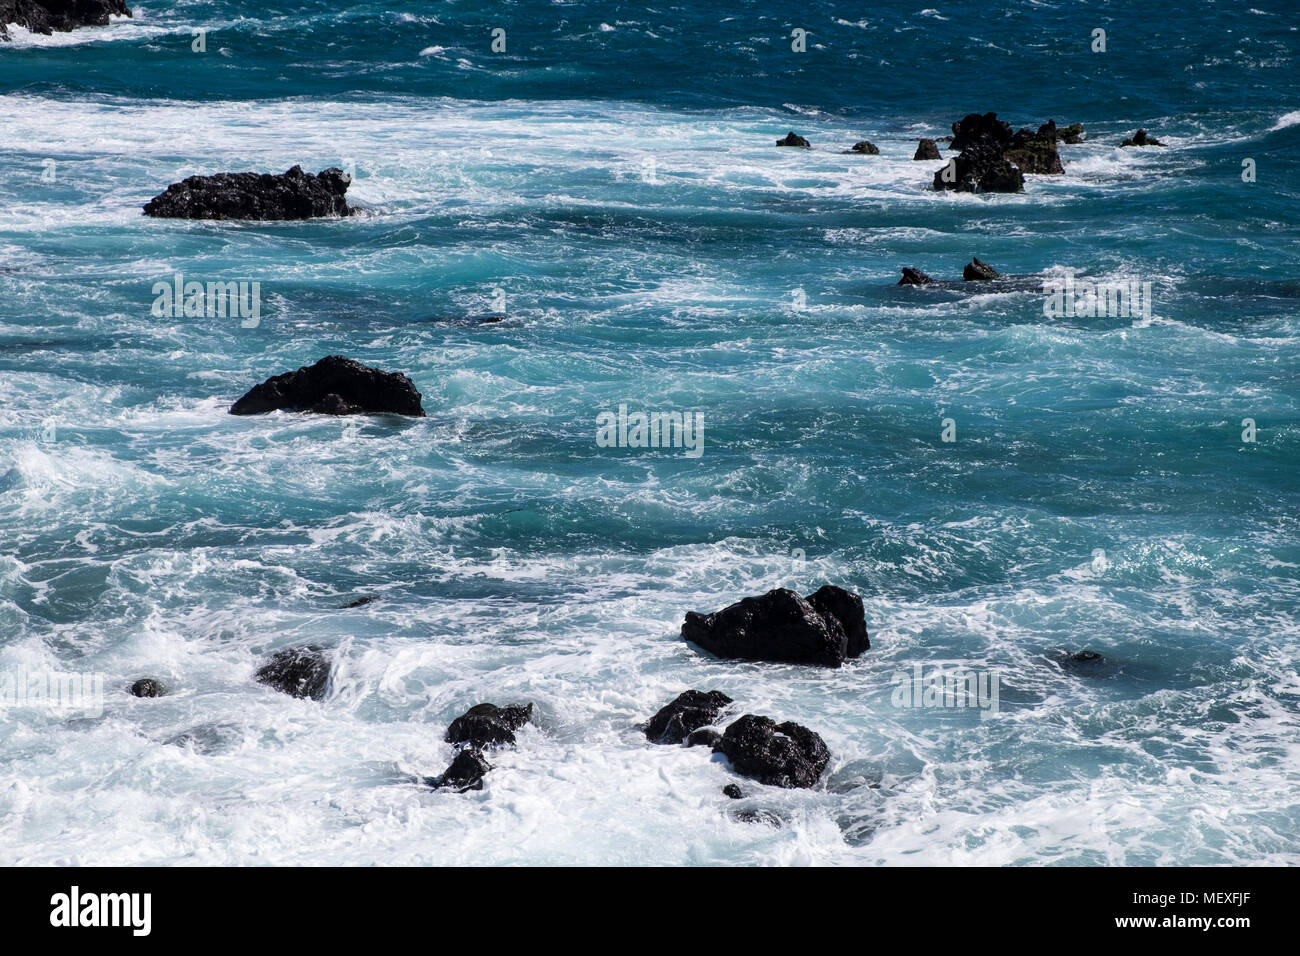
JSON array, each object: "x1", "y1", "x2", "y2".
[{"x1": 0, "y1": 1, "x2": 1298, "y2": 865}]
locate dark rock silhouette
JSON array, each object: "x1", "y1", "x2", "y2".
[
  {"x1": 914, "y1": 139, "x2": 942, "y2": 160},
  {"x1": 899, "y1": 267, "x2": 934, "y2": 286},
  {"x1": 1005, "y1": 120, "x2": 1064, "y2": 174},
  {"x1": 686, "y1": 728, "x2": 722, "y2": 749},
  {"x1": 1, "y1": 0, "x2": 129, "y2": 39},
  {"x1": 682, "y1": 585, "x2": 868, "y2": 667},
  {"x1": 143, "y1": 165, "x2": 353, "y2": 220},
  {"x1": 425, "y1": 749, "x2": 491, "y2": 792},
  {"x1": 255, "y1": 646, "x2": 331, "y2": 701},
  {"x1": 229, "y1": 356, "x2": 426, "y2": 417},
  {"x1": 645, "y1": 690, "x2": 732, "y2": 744},
  {"x1": 445, "y1": 703, "x2": 533, "y2": 749},
  {"x1": 776, "y1": 131, "x2": 811, "y2": 148},
  {"x1": 722, "y1": 784, "x2": 743, "y2": 799},
  {"x1": 963, "y1": 257, "x2": 1000, "y2": 281},
  {"x1": 934, "y1": 112, "x2": 1070, "y2": 192},
  {"x1": 1121, "y1": 128, "x2": 1165, "y2": 147},
  {"x1": 949, "y1": 112, "x2": 1015, "y2": 151},
  {"x1": 712, "y1": 714, "x2": 830, "y2": 788},
  {"x1": 130, "y1": 678, "x2": 166, "y2": 698},
  {"x1": 1059, "y1": 123, "x2": 1085, "y2": 144},
  {"x1": 849, "y1": 140, "x2": 879, "y2": 154},
  {"x1": 934, "y1": 143, "x2": 1025, "y2": 193}
]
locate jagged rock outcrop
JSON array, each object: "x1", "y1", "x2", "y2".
[
  {"x1": 681, "y1": 585, "x2": 868, "y2": 667},
  {"x1": 255, "y1": 646, "x2": 331, "y2": 701},
  {"x1": 1005, "y1": 120, "x2": 1065, "y2": 174},
  {"x1": 776, "y1": 131, "x2": 811, "y2": 148},
  {"x1": 914, "y1": 138, "x2": 942, "y2": 160},
  {"x1": 1120, "y1": 128, "x2": 1165, "y2": 147},
  {"x1": 445, "y1": 703, "x2": 534, "y2": 749},
  {"x1": 644, "y1": 690, "x2": 732, "y2": 745},
  {"x1": 425, "y1": 749, "x2": 492, "y2": 792},
  {"x1": 849, "y1": 140, "x2": 879, "y2": 154},
  {"x1": 899, "y1": 267, "x2": 933, "y2": 286},
  {"x1": 963, "y1": 257, "x2": 1000, "y2": 280},
  {"x1": 1, "y1": 0, "x2": 129, "y2": 39},
  {"x1": 711, "y1": 714, "x2": 830, "y2": 788},
  {"x1": 143, "y1": 165, "x2": 353, "y2": 220}
]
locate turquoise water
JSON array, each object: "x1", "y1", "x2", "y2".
[{"x1": 0, "y1": 2, "x2": 1297, "y2": 864}]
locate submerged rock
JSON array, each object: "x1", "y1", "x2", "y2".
[
  {"x1": 229, "y1": 355, "x2": 426, "y2": 417},
  {"x1": 130, "y1": 678, "x2": 166, "y2": 698},
  {"x1": 1, "y1": 0, "x2": 129, "y2": 39},
  {"x1": 1121, "y1": 128, "x2": 1165, "y2": 147},
  {"x1": 1055, "y1": 649, "x2": 1120, "y2": 678},
  {"x1": 963, "y1": 257, "x2": 1000, "y2": 281},
  {"x1": 682, "y1": 585, "x2": 868, "y2": 667},
  {"x1": 722, "y1": 784, "x2": 743, "y2": 799},
  {"x1": 686, "y1": 728, "x2": 722, "y2": 749},
  {"x1": 445, "y1": 702, "x2": 533, "y2": 749},
  {"x1": 898, "y1": 267, "x2": 934, "y2": 286},
  {"x1": 776, "y1": 131, "x2": 811, "y2": 149},
  {"x1": 913, "y1": 138, "x2": 942, "y2": 160},
  {"x1": 849, "y1": 140, "x2": 879, "y2": 154},
  {"x1": 143, "y1": 165, "x2": 353, "y2": 220},
  {"x1": 645, "y1": 690, "x2": 733, "y2": 744},
  {"x1": 339, "y1": 595, "x2": 375, "y2": 609},
  {"x1": 712, "y1": 714, "x2": 830, "y2": 788},
  {"x1": 425, "y1": 748, "x2": 491, "y2": 792},
  {"x1": 165, "y1": 722, "x2": 243, "y2": 754},
  {"x1": 255, "y1": 645, "x2": 331, "y2": 701}
]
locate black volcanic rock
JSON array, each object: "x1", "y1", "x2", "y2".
[
  {"x1": 130, "y1": 678, "x2": 166, "y2": 698},
  {"x1": 776, "y1": 131, "x2": 811, "y2": 148},
  {"x1": 914, "y1": 138, "x2": 942, "y2": 160},
  {"x1": 645, "y1": 690, "x2": 732, "y2": 745},
  {"x1": 445, "y1": 703, "x2": 533, "y2": 749},
  {"x1": 425, "y1": 748, "x2": 491, "y2": 792},
  {"x1": 1005, "y1": 120, "x2": 1064, "y2": 174},
  {"x1": 712, "y1": 714, "x2": 830, "y2": 788},
  {"x1": 681, "y1": 585, "x2": 869, "y2": 667},
  {"x1": 805, "y1": 584, "x2": 870, "y2": 657},
  {"x1": 1059, "y1": 122, "x2": 1085, "y2": 144},
  {"x1": 1121, "y1": 128, "x2": 1165, "y2": 147},
  {"x1": 1, "y1": 0, "x2": 129, "y2": 39},
  {"x1": 722, "y1": 784, "x2": 743, "y2": 799},
  {"x1": 949, "y1": 112, "x2": 1015, "y2": 151},
  {"x1": 255, "y1": 645, "x2": 331, "y2": 701},
  {"x1": 934, "y1": 112, "x2": 1071, "y2": 192},
  {"x1": 686, "y1": 728, "x2": 722, "y2": 748},
  {"x1": 934, "y1": 143, "x2": 1025, "y2": 193},
  {"x1": 849, "y1": 140, "x2": 879, "y2": 154},
  {"x1": 143, "y1": 165, "x2": 353, "y2": 220},
  {"x1": 229, "y1": 355, "x2": 426, "y2": 417},
  {"x1": 963, "y1": 257, "x2": 1000, "y2": 281},
  {"x1": 898, "y1": 267, "x2": 933, "y2": 286}
]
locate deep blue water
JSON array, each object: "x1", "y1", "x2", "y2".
[{"x1": 0, "y1": 1, "x2": 1297, "y2": 864}]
